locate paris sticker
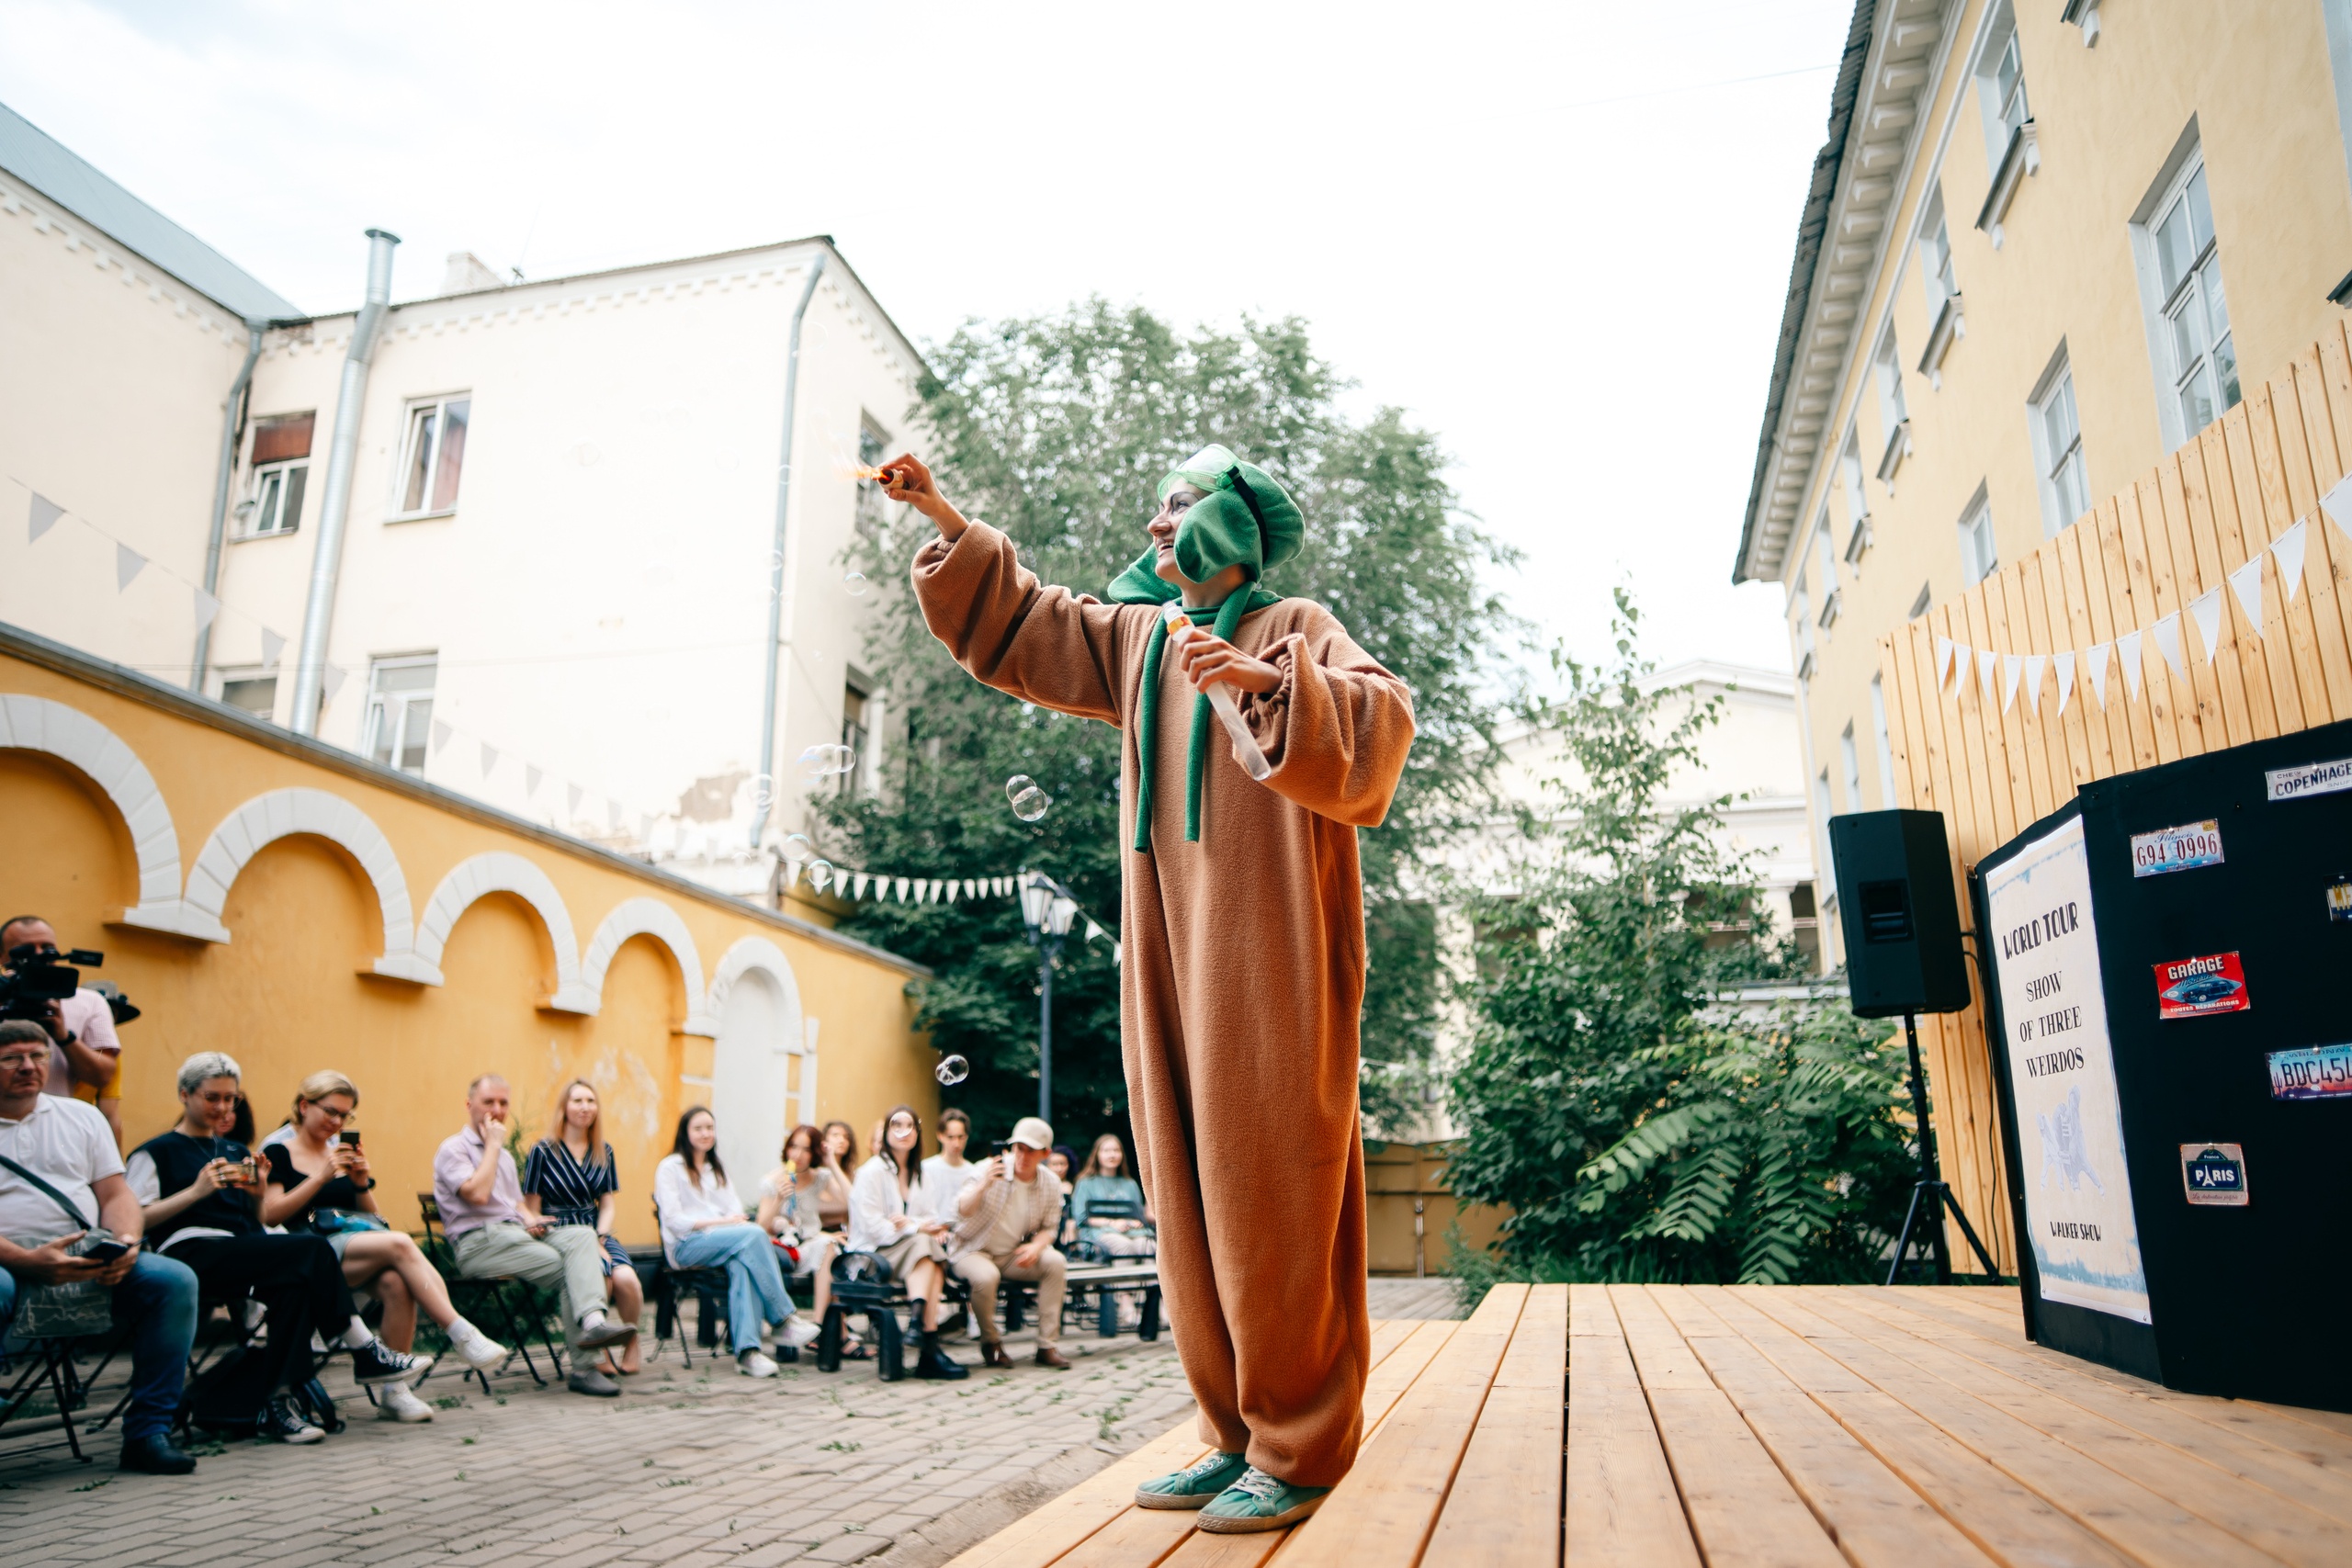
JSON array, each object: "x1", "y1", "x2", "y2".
[{"x1": 2178, "y1": 1143, "x2": 2249, "y2": 1206}]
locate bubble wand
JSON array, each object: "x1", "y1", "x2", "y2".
[{"x1": 1161, "y1": 602, "x2": 1273, "y2": 781}]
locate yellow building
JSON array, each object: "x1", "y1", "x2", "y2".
[
  {"x1": 1, "y1": 622, "x2": 936, "y2": 1247},
  {"x1": 1735, "y1": 0, "x2": 2352, "y2": 972}
]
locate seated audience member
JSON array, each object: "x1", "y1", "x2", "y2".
[
  {"x1": 2, "y1": 915, "x2": 125, "y2": 1142},
  {"x1": 260, "y1": 1070, "x2": 506, "y2": 1421},
  {"x1": 522, "y1": 1078, "x2": 644, "y2": 1376},
  {"x1": 918, "y1": 1108, "x2": 976, "y2": 1221},
  {"x1": 655, "y1": 1107, "x2": 820, "y2": 1378},
  {"x1": 130, "y1": 1052, "x2": 429, "y2": 1443},
  {"x1": 1070, "y1": 1133, "x2": 1155, "y2": 1258},
  {"x1": 948, "y1": 1116, "x2": 1070, "y2": 1370},
  {"x1": 851, "y1": 1105, "x2": 967, "y2": 1380},
  {"x1": 0, "y1": 1021, "x2": 199, "y2": 1474},
  {"x1": 755, "y1": 1122, "x2": 840, "y2": 1331},
  {"x1": 1046, "y1": 1145, "x2": 1080, "y2": 1247},
  {"x1": 434, "y1": 1074, "x2": 635, "y2": 1397},
  {"x1": 812, "y1": 1120, "x2": 857, "y2": 1232}
]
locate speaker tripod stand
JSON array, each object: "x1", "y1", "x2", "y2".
[{"x1": 1887, "y1": 1010, "x2": 2003, "y2": 1286}]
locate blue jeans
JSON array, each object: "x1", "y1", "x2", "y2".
[
  {"x1": 0, "y1": 1252, "x2": 199, "y2": 1441},
  {"x1": 671, "y1": 1224, "x2": 795, "y2": 1354}
]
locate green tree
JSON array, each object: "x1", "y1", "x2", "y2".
[
  {"x1": 817, "y1": 300, "x2": 1513, "y2": 1145},
  {"x1": 1444, "y1": 591, "x2": 1915, "y2": 1282}
]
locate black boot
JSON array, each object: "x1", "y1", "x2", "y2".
[
  {"x1": 119, "y1": 1430, "x2": 197, "y2": 1474},
  {"x1": 913, "y1": 1327, "x2": 968, "y2": 1381}
]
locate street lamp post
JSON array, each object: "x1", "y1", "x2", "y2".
[{"x1": 1018, "y1": 870, "x2": 1080, "y2": 1125}]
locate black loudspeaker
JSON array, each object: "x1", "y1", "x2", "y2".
[{"x1": 1827, "y1": 809, "x2": 1971, "y2": 1017}]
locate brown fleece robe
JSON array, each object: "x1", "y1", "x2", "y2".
[{"x1": 913, "y1": 521, "x2": 1415, "y2": 1486}]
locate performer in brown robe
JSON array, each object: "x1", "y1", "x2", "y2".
[{"x1": 884, "y1": 445, "x2": 1414, "y2": 1531}]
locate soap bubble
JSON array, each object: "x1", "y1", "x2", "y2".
[
  {"x1": 843, "y1": 571, "x2": 869, "y2": 598},
  {"x1": 751, "y1": 773, "x2": 776, "y2": 815},
  {"x1": 807, "y1": 859, "x2": 833, "y2": 892},
  {"x1": 781, "y1": 831, "x2": 813, "y2": 862},
  {"x1": 1006, "y1": 775, "x2": 1050, "y2": 822},
  {"x1": 798, "y1": 743, "x2": 856, "y2": 780},
  {"x1": 935, "y1": 1055, "x2": 970, "y2": 1087}
]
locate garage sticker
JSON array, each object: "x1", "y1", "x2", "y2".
[{"x1": 2154, "y1": 952, "x2": 2249, "y2": 1020}]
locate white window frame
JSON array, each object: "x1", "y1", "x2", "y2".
[
  {"x1": 239, "y1": 457, "x2": 308, "y2": 538},
  {"x1": 1874, "y1": 331, "x2": 1912, "y2": 488},
  {"x1": 1974, "y1": 5, "x2": 2030, "y2": 171},
  {"x1": 1959, "y1": 488, "x2": 1999, "y2": 587},
  {"x1": 854, "y1": 414, "x2": 892, "y2": 536},
  {"x1": 1839, "y1": 430, "x2": 1872, "y2": 567},
  {"x1": 390, "y1": 394, "x2": 471, "y2": 520},
  {"x1": 1791, "y1": 576, "x2": 1817, "y2": 681},
  {"x1": 1814, "y1": 519, "x2": 1841, "y2": 630},
  {"x1": 364, "y1": 654, "x2": 437, "y2": 775},
  {"x1": 1916, "y1": 186, "x2": 1964, "y2": 386},
  {"x1": 1870, "y1": 675, "x2": 1898, "y2": 807},
  {"x1": 1814, "y1": 770, "x2": 1838, "y2": 904},
  {"x1": 2028, "y1": 344, "x2": 2091, "y2": 537},
  {"x1": 215, "y1": 669, "x2": 280, "y2": 725},
  {"x1": 2130, "y1": 129, "x2": 2240, "y2": 451},
  {"x1": 1839, "y1": 723, "x2": 1863, "y2": 814}
]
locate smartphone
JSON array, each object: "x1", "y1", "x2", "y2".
[
  {"x1": 343, "y1": 1128, "x2": 361, "y2": 1149},
  {"x1": 80, "y1": 1236, "x2": 130, "y2": 1263}
]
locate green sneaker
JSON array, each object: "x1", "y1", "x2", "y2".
[
  {"x1": 1196, "y1": 1466, "x2": 1332, "y2": 1534},
  {"x1": 1134, "y1": 1450, "x2": 1249, "y2": 1509}
]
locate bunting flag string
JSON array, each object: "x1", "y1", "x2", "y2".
[{"x1": 1927, "y1": 482, "x2": 2352, "y2": 717}]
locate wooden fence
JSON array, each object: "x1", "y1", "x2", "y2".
[{"x1": 1879, "y1": 321, "x2": 2352, "y2": 1274}]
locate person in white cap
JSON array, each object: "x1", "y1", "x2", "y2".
[{"x1": 949, "y1": 1116, "x2": 1070, "y2": 1370}]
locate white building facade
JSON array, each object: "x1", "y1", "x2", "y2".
[{"x1": 2, "y1": 101, "x2": 923, "y2": 910}]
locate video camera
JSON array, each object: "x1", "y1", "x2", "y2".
[{"x1": 0, "y1": 942, "x2": 140, "y2": 1026}]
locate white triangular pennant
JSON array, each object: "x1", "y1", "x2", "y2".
[
  {"x1": 2153, "y1": 612, "x2": 2186, "y2": 676},
  {"x1": 431, "y1": 719, "x2": 453, "y2": 752},
  {"x1": 639, "y1": 814, "x2": 653, "y2": 841},
  {"x1": 2053, "y1": 651, "x2": 2075, "y2": 716},
  {"x1": 2120, "y1": 630, "x2": 2144, "y2": 700},
  {"x1": 260, "y1": 628, "x2": 286, "y2": 671},
  {"x1": 28, "y1": 493, "x2": 63, "y2": 542},
  {"x1": 114, "y1": 543, "x2": 145, "y2": 592},
  {"x1": 606, "y1": 802, "x2": 623, "y2": 830},
  {"x1": 2023, "y1": 654, "x2": 2047, "y2": 715},
  {"x1": 1936, "y1": 637, "x2": 1957, "y2": 688},
  {"x1": 1977, "y1": 648, "x2": 2000, "y2": 703},
  {"x1": 2187, "y1": 588, "x2": 2224, "y2": 659},
  {"x1": 480, "y1": 742, "x2": 499, "y2": 775},
  {"x1": 2001, "y1": 654, "x2": 2023, "y2": 713},
  {"x1": 321, "y1": 663, "x2": 345, "y2": 705},
  {"x1": 525, "y1": 765, "x2": 543, "y2": 796},
  {"x1": 2276, "y1": 519, "x2": 2309, "y2": 603},
  {"x1": 853, "y1": 873, "x2": 868, "y2": 898},
  {"x1": 2086, "y1": 643, "x2": 2110, "y2": 707},
  {"x1": 2324, "y1": 474, "x2": 2352, "y2": 536},
  {"x1": 1085, "y1": 919, "x2": 1104, "y2": 943},
  {"x1": 191, "y1": 588, "x2": 220, "y2": 633},
  {"x1": 1112, "y1": 942, "x2": 1123, "y2": 965},
  {"x1": 2227, "y1": 557, "x2": 2265, "y2": 636},
  {"x1": 895, "y1": 876, "x2": 910, "y2": 902},
  {"x1": 567, "y1": 784, "x2": 584, "y2": 815}
]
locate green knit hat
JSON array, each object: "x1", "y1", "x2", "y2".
[{"x1": 1106, "y1": 446, "x2": 1299, "y2": 852}]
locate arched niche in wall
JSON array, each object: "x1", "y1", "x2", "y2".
[
  {"x1": 182, "y1": 787, "x2": 430, "y2": 979},
  {"x1": 707, "y1": 936, "x2": 807, "y2": 1182},
  {"x1": 412, "y1": 852, "x2": 597, "y2": 1011},
  {"x1": 580, "y1": 896, "x2": 716, "y2": 1036}
]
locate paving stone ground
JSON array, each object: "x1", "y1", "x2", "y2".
[{"x1": 0, "y1": 1321, "x2": 1194, "y2": 1568}]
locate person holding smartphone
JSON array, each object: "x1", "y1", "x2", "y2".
[{"x1": 0, "y1": 1020, "x2": 199, "y2": 1474}]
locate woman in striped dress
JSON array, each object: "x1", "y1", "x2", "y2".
[{"x1": 521, "y1": 1080, "x2": 645, "y2": 1375}]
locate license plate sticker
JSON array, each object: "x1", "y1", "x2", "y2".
[
  {"x1": 2154, "y1": 951, "x2": 2250, "y2": 1020},
  {"x1": 2131, "y1": 820, "x2": 2224, "y2": 877},
  {"x1": 2267, "y1": 757, "x2": 2352, "y2": 802},
  {"x1": 2269, "y1": 1043, "x2": 2352, "y2": 1100},
  {"x1": 2179, "y1": 1143, "x2": 2249, "y2": 1205}
]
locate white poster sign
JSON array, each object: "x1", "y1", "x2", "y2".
[{"x1": 1984, "y1": 815, "x2": 2151, "y2": 1324}]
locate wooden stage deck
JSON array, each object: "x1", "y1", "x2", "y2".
[{"x1": 946, "y1": 1282, "x2": 2352, "y2": 1568}]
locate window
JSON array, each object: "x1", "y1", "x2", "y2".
[
  {"x1": 2146, "y1": 159, "x2": 2238, "y2": 445},
  {"x1": 1840, "y1": 724, "x2": 1863, "y2": 813},
  {"x1": 2030, "y1": 351, "x2": 2090, "y2": 535},
  {"x1": 1917, "y1": 187, "x2": 1963, "y2": 382},
  {"x1": 1990, "y1": 22, "x2": 2030, "y2": 144},
  {"x1": 1789, "y1": 882, "x2": 1821, "y2": 968},
  {"x1": 365, "y1": 656, "x2": 436, "y2": 774},
  {"x1": 1839, "y1": 432, "x2": 1871, "y2": 565},
  {"x1": 1874, "y1": 332, "x2": 1911, "y2": 485},
  {"x1": 1814, "y1": 770, "x2": 1838, "y2": 897},
  {"x1": 1814, "y1": 521, "x2": 1842, "y2": 629},
  {"x1": 241, "y1": 412, "x2": 313, "y2": 537},
  {"x1": 395, "y1": 396, "x2": 470, "y2": 516},
  {"x1": 1870, "y1": 675, "x2": 1898, "y2": 807},
  {"x1": 1791, "y1": 577, "x2": 1817, "y2": 680},
  {"x1": 854, "y1": 417, "x2": 890, "y2": 536},
  {"x1": 220, "y1": 675, "x2": 277, "y2": 722},
  {"x1": 1973, "y1": 7, "x2": 2041, "y2": 247},
  {"x1": 1959, "y1": 491, "x2": 1999, "y2": 586},
  {"x1": 840, "y1": 681, "x2": 870, "y2": 795}
]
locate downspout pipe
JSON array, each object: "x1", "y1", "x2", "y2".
[
  {"x1": 751, "y1": 250, "x2": 828, "y2": 850},
  {"x1": 289, "y1": 228, "x2": 399, "y2": 736},
  {"x1": 190, "y1": 321, "x2": 266, "y2": 691}
]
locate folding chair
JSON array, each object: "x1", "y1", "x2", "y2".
[
  {"x1": 648, "y1": 1201, "x2": 733, "y2": 1370},
  {"x1": 416, "y1": 1194, "x2": 566, "y2": 1392},
  {"x1": 0, "y1": 1331, "x2": 96, "y2": 1462}
]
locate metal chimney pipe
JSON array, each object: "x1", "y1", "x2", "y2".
[
  {"x1": 289, "y1": 228, "x2": 399, "y2": 736},
  {"x1": 750, "y1": 251, "x2": 828, "y2": 849}
]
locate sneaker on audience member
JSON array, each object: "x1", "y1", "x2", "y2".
[
  {"x1": 257, "y1": 1393, "x2": 325, "y2": 1444},
  {"x1": 567, "y1": 1366, "x2": 621, "y2": 1397},
  {"x1": 777, "y1": 1316, "x2": 821, "y2": 1350},
  {"x1": 576, "y1": 1313, "x2": 638, "y2": 1351},
  {"x1": 377, "y1": 1382, "x2": 435, "y2": 1423},
  {"x1": 350, "y1": 1338, "x2": 434, "y2": 1386},
  {"x1": 447, "y1": 1318, "x2": 508, "y2": 1370},
  {"x1": 738, "y1": 1348, "x2": 779, "y2": 1378}
]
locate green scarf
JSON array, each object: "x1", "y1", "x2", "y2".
[{"x1": 1106, "y1": 445, "x2": 1301, "y2": 851}]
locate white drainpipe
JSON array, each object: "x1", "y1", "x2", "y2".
[
  {"x1": 289, "y1": 229, "x2": 399, "y2": 736},
  {"x1": 750, "y1": 252, "x2": 828, "y2": 848}
]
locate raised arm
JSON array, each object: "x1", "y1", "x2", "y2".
[
  {"x1": 1230, "y1": 609, "x2": 1416, "y2": 826},
  {"x1": 887, "y1": 455, "x2": 1133, "y2": 724}
]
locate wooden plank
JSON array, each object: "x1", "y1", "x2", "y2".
[
  {"x1": 1645, "y1": 1288, "x2": 1993, "y2": 1566},
  {"x1": 2312, "y1": 320, "x2": 2352, "y2": 694},
  {"x1": 1978, "y1": 571, "x2": 2039, "y2": 837},
  {"x1": 2246, "y1": 381, "x2": 2335, "y2": 728},
  {"x1": 2117, "y1": 479, "x2": 2190, "y2": 763},
  {"x1": 2055, "y1": 524, "x2": 2119, "y2": 782},
  {"x1": 2274, "y1": 355, "x2": 2352, "y2": 724},
  {"x1": 2092, "y1": 499, "x2": 2159, "y2": 772},
  {"x1": 1052, "y1": 1508, "x2": 1200, "y2": 1568},
  {"x1": 2003, "y1": 559, "x2": 2059, "y2": 819},
  {"x1": 1283, "y1": 1286, "x2": 1523, "y2": 1568},
  {"x1": 1424, "y1": 1284, "x2": 1566, "y2": 1568},
  {"x1": 2162, "y1": 441, "x2": 2241, "y2": 750},
  {"x1": 944, "y1": 1418, "x2": 1215, "y2": 1568},
  {"x1": 1565, "y1": 1284, "x2": 1701, "y2": 1568},
  {"x1": 1610, "y1": 1284, "x2": 1845, "y2": 1568},
  {"x1": 1804, "y1": 1289, "x2": 2352, "y2": 1562},
  {"x1": 2225, "y1": 400, "x2": 2310, "y2": 734}
]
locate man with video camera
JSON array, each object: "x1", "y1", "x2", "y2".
[
  {"x1": 1, "y1": 915, "x2": 129, "y2": 1143},
  {"x1": 0, "y1": 1019, "x2": 202, "y2": 1473}
]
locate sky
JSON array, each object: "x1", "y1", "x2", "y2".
[{"x1": 0, "y1": 0, "x2": 1854, "y2": 684}]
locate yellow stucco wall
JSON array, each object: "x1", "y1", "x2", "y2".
[{"x1": 0, "y1": 632, "x2": 935, "y2": 1247}]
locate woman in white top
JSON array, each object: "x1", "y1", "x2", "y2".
[
  {"x1": 754, "y1": 1122, "x2": 840, "y2": 1327},
  {"x1": 653, "y1": 1106, "x2": 819, "y2": 1377},
  {"x1": 849, "y1": 1104, "x2": 968, "y2": 1381}
]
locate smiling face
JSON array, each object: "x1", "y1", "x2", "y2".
[
  {"x1": 564, "y1": 1083, "x2": 600, "y2": 1132},
  {"x1": 1148, "y1": 485, "x2": 1205, "y2": 586},
  {"x1": 300, "y1": 1091, "x2": 355, "y2": 1143},
  {"x1": 887, "y1": 1110, "x2": 919, "y2": 1158},
  {"x1": 784, "y1": 1126, "x2": 816, "y2": 1168},
  {"x1": 686, "y1": 1110, "x2": 718, "y2": 1156}
]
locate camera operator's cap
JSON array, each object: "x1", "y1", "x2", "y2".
[{"x1": 1009, "y1": 1116, "x2": 1055, "y2": 1151}]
